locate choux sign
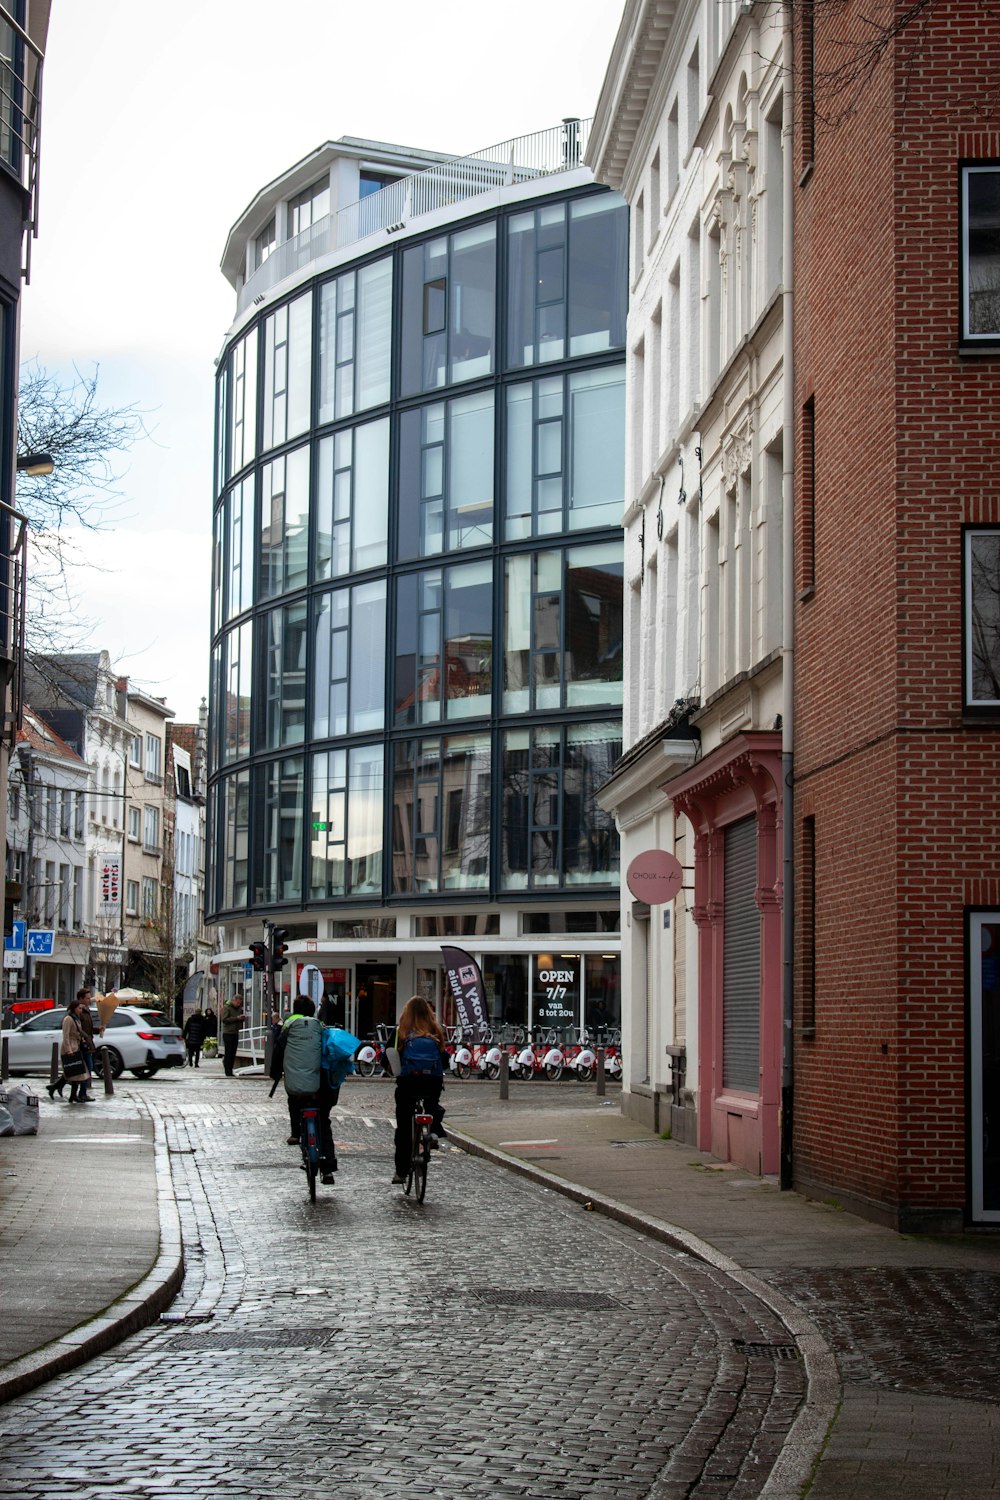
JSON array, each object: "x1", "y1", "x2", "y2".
[{"x1": 625, "y1": 849, "x2": 684, "y2": 905}]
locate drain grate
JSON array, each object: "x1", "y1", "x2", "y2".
[
  {"x1": 165, "y1": 1327, "x2": 339, "y2": 1351},
  {"x1": 469, "y1": 1288, "x2": 625, "y2": 1310},
  {"x1": 733, "y1": 1340, "x2": 801, "y2": 1361},
  {"x1": 608, "y1": 1139, "x2": 665, "y2": 1147}
]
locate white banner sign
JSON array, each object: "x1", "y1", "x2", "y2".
[{"x1": 99, "y1": 855, "x2": 122, "y2": 915}]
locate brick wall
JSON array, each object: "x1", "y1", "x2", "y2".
[{"x1": 792, "y1": 1, "x2": 1000, "y2": 1226}]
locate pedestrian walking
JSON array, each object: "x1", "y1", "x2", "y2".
[
  {"x1": 220, "y1": 991, "x2": 245, "y2": 1076},
  {"x1": 59, "y1": 996, "x2": 94, "y2": 1104},
  {"x1": 269, "y1": 996, "x2": 338, "y2": 1184},
  {"x1": 76, "y1": 987, "x2": 96, "y2": 1075},
  {"x1": 183, "y1": 1009, "x2": 207, "y2": 1068},
  {"x1": 392, "y1": 995, "x2": 447, "y2": 1185}
]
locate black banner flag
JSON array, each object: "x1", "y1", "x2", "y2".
[{"x1": 440, "y1": 945, "x2": 489, "y2": 1042}]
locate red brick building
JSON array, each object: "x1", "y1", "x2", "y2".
[{"x1": 793, "y1": 0, "x2": 1000, "y2": 1229}]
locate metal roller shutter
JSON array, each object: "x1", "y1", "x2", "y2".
[{"x1": 723, "y1": 816, "x2": 760, "y2": 1091}]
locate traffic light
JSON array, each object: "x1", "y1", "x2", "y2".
[
  {"x1": 270, "y1": 928, "x2": 290, "y2": 972},
  {"x1": 249, "y1": 941, "x2": 268, "y2": 972}
]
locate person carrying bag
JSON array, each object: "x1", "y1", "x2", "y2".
[{"x1": 60, "y1": 997, "x2": 94, "y2": 1104}]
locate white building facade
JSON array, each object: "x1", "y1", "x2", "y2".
[{"x1": 590, "y1": 0, "x2": 790, "y2": 1173}]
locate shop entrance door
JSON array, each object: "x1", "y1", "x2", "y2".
[
  {"x1": 970, "y1": 913, "x2": 1000, "y2": 1222},
  {"x1": 355, "y1": 964, "x2": 397, "y2": 1040}
]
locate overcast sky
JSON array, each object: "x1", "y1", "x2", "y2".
[{"x1": 20, "y1": 0, "x2": 624, "y2": 722}]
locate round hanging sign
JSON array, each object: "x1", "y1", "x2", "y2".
[{"x1": 626, "y1": 849, "x2": 684, "y2": 905}]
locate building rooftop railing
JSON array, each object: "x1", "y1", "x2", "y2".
[
  {"x1": 0, "y1": 3, "x2": 43, "y2": 282},
  {"x1": 238, "y1": 117, "x2": 592, "y2": 315}
]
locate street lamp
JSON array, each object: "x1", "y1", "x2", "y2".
[{"x1": 15, "y1": 451, "x2": 53, "y2": 477}]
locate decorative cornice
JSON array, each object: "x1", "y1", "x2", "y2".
[{"x1": 587, "y1": 0, "x2": 683, "y2": 190}]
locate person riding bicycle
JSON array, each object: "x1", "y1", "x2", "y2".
[
  {"x1": 391, "y1": 995, "x2": 448, "y2": 1185},
  {"x1": 269, "y1": 996, "x2": 338, "y2": 1184}
]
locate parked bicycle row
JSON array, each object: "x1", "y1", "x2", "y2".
[{"x1": 353, "y1": 1024, "x2": 621, "y2": 1084}]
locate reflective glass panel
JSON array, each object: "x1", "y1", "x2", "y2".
[
  {"x1": 260, "y1": 446, "x2": 309, "y2": 600},
  {"x1": 568, "y1": 367, "x2": 625, "y2": 529},
  {"x1": 391, "y1": 732, "x2": 490, "y2": 894},
  {"x1": 258, "y1": 756, "x2": 303, "y2": 904},
  {"x1": 565, "y1": 543, "x2": 624, "y2": 707},
  {"x1": 316, "y1": 417, "x2": 389, "y2": 581},
  {"x1": 568, "y1": 195, "x2": 629, "y2": 356},
  {"x1": 262, "y1": 600, "x2": 308, "y2": 750},
  {"x1": 967, "y1": 530, "x2": 1000, "y2": 706}
]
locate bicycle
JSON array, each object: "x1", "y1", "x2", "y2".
[
  {"x1": 403, "y1": 1096, "x2": 434, "y2": 1203},
  {"x1": 299, "y1": 1103, "x2": 322, "y2": 1203}
]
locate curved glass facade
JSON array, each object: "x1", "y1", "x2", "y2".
[{"x1": 208, "y1": 182, "x2": 627, "y2": 925}]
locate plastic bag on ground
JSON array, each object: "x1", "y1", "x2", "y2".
[
  {"x1": 2, "y1": 1083, "x2": 40, "y2": 1135},
  {"x1": 0, "y1": 1098, "x2": 14, "y2": 1136}
]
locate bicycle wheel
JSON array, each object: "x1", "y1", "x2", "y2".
[
  {"x1": 356, "y1": 1057, "x2": 376, "y2": 1079},
  {"x1": 404, "y1": 1113, "x2": 421, "y2": 1197},
  {"x1": 414, "y1": 1124, "x2": 428, "y2": 1203},
  {"x1": 302, "y1": 1115, "x2": 320, "y2": 1203}
]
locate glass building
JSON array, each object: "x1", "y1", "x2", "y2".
[{"x1": 208, "y1": 128, "x2": 627, "y2": 1043}]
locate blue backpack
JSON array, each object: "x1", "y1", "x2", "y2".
[
  {"x1": 321, "y1": 1025, "x2": 358, "y2": 1090},
  {"x1": 400, "y1": 1034, "x2": 444, "y2": 1078}
]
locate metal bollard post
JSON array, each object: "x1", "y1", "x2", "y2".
[
  {"x1": 499, "y1": 1048, "x2": 509, "y2": 1101},
  {"x1": 596, "y1": 1047, "x2": 605, "y2": 1097},
  {"x1": 1, "y1": 1036, "x2": 7, "y2": 1081},
  {"x1": 101, "y1": 1046, "x2": 114, "y2": 1096},
  {"x1": 50, "y1": 1040, "x2": 60, "y2": 1089}
]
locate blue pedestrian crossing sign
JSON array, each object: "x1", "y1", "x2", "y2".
[
  {"x1": 3, "y1": 920, "x2": 25, "y2": 952},
  {"x1": 26, "y1": 929, "x2": 54, "y2": 957}
]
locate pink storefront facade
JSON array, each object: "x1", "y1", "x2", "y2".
[{"x1": 669, "y1": 733, "x2": 784, "y2": 1176}]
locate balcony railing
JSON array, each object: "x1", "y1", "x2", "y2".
[
  {"x1": 0, "y1": 3, "x2": 43, "y2": 281},
  {"x1": 237, "y1": 118, "x2": 592, "y2": 315}
]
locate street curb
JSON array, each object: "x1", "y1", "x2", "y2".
[
  {"x1": 449, "y1": 1126, "x2": 840, "y2": 1500},
  {"x1": 0, "y1": 1108, "x2": 184, "y2": 1405}
]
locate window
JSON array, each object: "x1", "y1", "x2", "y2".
[
  {"x1": 254, "y1": 216, "x2": 276, "y2": 270},
  {"x1": 176, "y1": 763, "x2": 192, "y2": 799},
  {"x1": 222, "y1": 620, "x2": 253, "y2": 764},
  {"x1": 359, "y1": 170, "x2": 395, "y2": 198},
  {"x1": 310, "y1": 744, "x2": 384, "y2": 899},
  {"x1": 143, "y1": 805, "x2": 160, "y2": 852},
  {"x1": 394, "y1": 561, "x2": 493, "y2": 726},
  {"x1": 961, "y1": 165, "x2": 1000, "y2": 343},
  {"x1": 312, "y1": 579, "x2": 386, "y2": 737},
  {"x1": 289, "y1": 178, "x2": 330, "y2": 239},
  {"x1": 401, "y1": 224, "x2": 496, "y2": 395},
  {"x1": 145, "y1": 734, "x2": 162, "y2": 781},
  {"x1": 315, "y1": 417, "x2": 389, "y2": 580},
  {"x1": 59, "y1": 789, "x2": 71, "y2": 838},
  {"x1": 507, "y1": 195, "x2": 628, "y2": 368},
  {"x1": 262, "y1": 600, "x2": 308, "y2": 750},
  {"x1": 504, "y1": 542, "x2": 623, "y2": 713},
  {"x1": 965, "y1": 527, "x2": 1000, "y2": 708},
  {"x1": 255, "y1": 755, "x2": 304, "y2": 905},
  {"x1": 227, "y1": 328, "x2": 258, "y2": 480},
  {"x1": 141, "y1": 877, "x2": 158, "y2": 921},
  {"x1": 74, "y1": 790, "x2": 84, "y2": 839},
  {"x1": 218, "y1": 770, "x2": 250, "y2": 910},
  {"x1": 505, "y1": 365, "x2": 625, "y2": 538},
  {"x1": 262, "y1": 291, "x2": 312, "y2": 451},
  {"x1": 801, "y1": 816, "x2": 816, "y2": 1033},
  {"x1": 128, "y1": 805, "x2": 141, "y2": 842},
  {"x1": 225, "y1": 476, "x2": 255, "y2": 621},
  {"x1": 397, "y1": 391, "x2": 493, "y2": 559},
  {"x1": 318, "y1": 257, "x2": 392, "y2": 423},
  {"x1": 72, "y1": 867, "x2": 83, "y2": 927},
  {"x1": 500, "y1": 722, "x2": 621, "y2": 890},
  {"x1": 126, "y1": 879, "x2": 140, "y2": 916},
  {"x1": 260, "y1": 445, "x2": 310, "y2": 600},
  {"x1": 128, "y1": 735, "x2": 142, "y2": 768},
  {"x1": 392, "y1": 732, "x2": 491, "y2": 894},
  {"x1": 800, "y1": 395, "x2": 816, "y2": 594}
]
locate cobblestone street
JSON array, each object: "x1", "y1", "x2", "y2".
[{"x1": 0, "y1": 1072, "x2": 805, "y2": 1500}]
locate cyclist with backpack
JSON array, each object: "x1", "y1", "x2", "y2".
[
  {"x1": 391, "y1": 995, "x2": 448, "y2": 1185},
  {"x1": 270, "y1": 996, "x2": 339, "y2": 1184}
]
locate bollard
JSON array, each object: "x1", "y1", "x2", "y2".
[
  {"x1": 499, "y1": 1048, "x2": 509, "y2": 1101},
  {"x1": 596, "y1": 1046, "x2": 605, "y2": 1097},
  {"x1": 101, "y1": 1046, "x2": 114, "y2": 1096},
  {"x1": 50, "y1": 1040, "x2": 60, "y2": 1089},
  {"x1": 1, "y1": 1036, "x2": 7, "y2": 1081}
]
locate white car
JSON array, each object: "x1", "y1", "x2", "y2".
[{"x1": 1, "y1": 1005, "x2": 185, "y2": 1079}]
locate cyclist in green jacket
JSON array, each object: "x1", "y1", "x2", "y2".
[{"x1": 270, "y1": 997, "x2": 338, "y2": 1183}]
